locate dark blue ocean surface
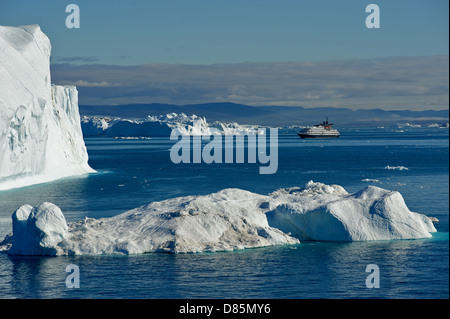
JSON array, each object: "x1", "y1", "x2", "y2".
[{"x1": 0, "y1": 126, "x2": 448, "y2": 298}]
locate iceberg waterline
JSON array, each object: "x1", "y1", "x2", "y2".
[
  {"x1": 0, "y1": 181, "x2": 437, "y2": 256},
  {"x1": 0, "y1": 25, "x2": 95, "y2": 191}
]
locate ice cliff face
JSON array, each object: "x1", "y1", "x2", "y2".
[
  {"x1": 0, "y1": 182, "x2": 437, "y2": 256},
  {"x1": 0, "y1": 25, "x2": 94, "y2": 190}
]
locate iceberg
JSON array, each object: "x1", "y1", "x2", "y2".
[
  {"x1": 385, "y1": 165, "x2": 409, "y2": 171},
  {"x1": 267, "y1": 181, "x2": 436, "y2": 241},
  {"x1": 8, "y1": 203, "x2": 68, "y2": 255},
  {"x1": 0, "y1": 182, "x2": 437, "y2": 256},
  {"x1": 1, "y1": 188, "x2": 299, "y2": 255},
  {"x1": 362, "y1": 178, "x2": 381, "y2": 183},
  {"x1": 0, "y1": 25, "x2": 94, "y2": 190},
  {"x1": 81, "y1": 113, "x2": 260, "y2": 137},
  {"x1": 80, "y1": 116, "x2": 112, "y2": 136}
]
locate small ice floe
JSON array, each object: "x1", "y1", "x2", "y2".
[
  {"x1": 362, "y1": 178, "x2": 380, "y2": 183},
  {"x1": 385, "y1": 165, "x2": 409, "y2": 171}
]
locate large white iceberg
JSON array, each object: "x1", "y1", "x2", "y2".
[
  {"x1": 0, "y1": 182, "x2": 437, "y2": 256},
  {"x1": 0, "y1": 25, "x2": 94, "y2": 190},
  {"x1": 1, "y1": 188, "x2": 299, "y2": 255}
]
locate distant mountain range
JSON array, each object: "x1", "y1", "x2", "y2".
[{"x1": 79, "y1": 102, "x2": 449, "y2": 127}]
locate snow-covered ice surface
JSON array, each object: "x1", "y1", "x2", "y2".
[
  {"x1": 81, "y1": 113, "x2": 260, "y2": 137},
  {"x1": 0, "y1": 25, "x2": 94, "y2": 190},
  {"x1": 0, "y1": 181, "x2": 437, "y2": 256}
]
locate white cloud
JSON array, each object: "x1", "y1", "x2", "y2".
[{"x1": 59, "y1": 80, "x2": 122, "y2": 87}]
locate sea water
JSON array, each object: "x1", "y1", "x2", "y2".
[{"x1": 0, "y1": 126, "x2": 448, "y2": 299}]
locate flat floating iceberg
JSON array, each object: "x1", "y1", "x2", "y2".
[
  {"x1": 0, "y1": 25, "x2": 94, "y2": 191},
  {"x1": 0, "y1": 181, "x2": 437, "y2": 256}
]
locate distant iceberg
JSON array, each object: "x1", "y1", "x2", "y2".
[
  {"x1": 385, "y1": 165, "x2": 409, "y2": 171},
  {"x1": 81, "y1": 113, "x2": 260, "y2": 137},
  {"x1": 0, "y1": 25, "x2": 94, "y2": 190},
  {"x1": 397, "y1": 122, "x2": 449, "y2": 129},
  {"x1": 0, "y1": 181, "x2": 437, "y2": 256},
  {"x1": 362, "y1": 178, "x2": 381, "y2": 183}
]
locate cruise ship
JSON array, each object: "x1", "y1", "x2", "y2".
[{"x1": 297, "y1": 118, "x2": 340, "y2": 139}]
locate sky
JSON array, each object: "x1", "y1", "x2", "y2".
[{"x1": 1, "y1": 0, "x2": 449, "y2": 110}]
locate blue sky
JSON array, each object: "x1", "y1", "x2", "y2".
[
  {"x1": 1, "y1": 0, "x2": 448, "y2": 64},
  {"x1": 1, "y1": 0, "x2": 448, "y2": 110}
]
